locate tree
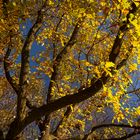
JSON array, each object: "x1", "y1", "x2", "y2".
[{"x1": 0, "y1": 0, "x2": 140, "y2": 139}]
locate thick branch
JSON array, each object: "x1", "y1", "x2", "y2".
[
  {"x1": 6, "y1": 1, "x2": 48, "y2": 140},
  {"x1": 47, "y1": 13, "x2": 66, "y2": 103},
  {"x1": 24, "y1": 73, "x2": 108, "y2": 132},
  {"x1": 109, "y1": 2, "x2": 137, "y2": 63},
  {"x1": 39, "y1": 18, "x2": 84, "y2": 139},
  {"x1": 17, "y1": 0, "x2": 48, "y2": 119}
]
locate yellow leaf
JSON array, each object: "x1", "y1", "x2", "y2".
[
  {"x1": 129, "y1": 63, "x2": 137, "y2": 72},
  {"x1": 85, "y1": 61, "x2": 93, "y2": 67},
  {"x1": 105, "y1": 62, "x2": 115, "y2": 68},
  {"x1": 63, "y1": 75, "x2": 71, "y2": 80},
  {"x1": 13, "y1": 2, "x2": 16, "y2": 6}
]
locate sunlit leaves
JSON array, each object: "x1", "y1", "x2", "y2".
[
  {"x1": 129, "y1": 63, "x2": 138, "y2": 72},
  {"x1": 105, "y1": 62, "x2": 115, "y2": 68},
  {"x1": 134, "y1": 106, "x2": 140, "y2": 117},
  {"x1": 1, "y1": 0, "x2": 140, "y2": 139}
]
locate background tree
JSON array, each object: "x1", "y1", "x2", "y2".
[{"x1": 0, "y1": 0, "x2": 140, "y2": 139}]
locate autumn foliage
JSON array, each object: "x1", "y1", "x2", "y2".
[{"x1": 0, "y1": 0, "x2": 140, "y2": 139}]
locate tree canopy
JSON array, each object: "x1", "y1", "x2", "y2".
[{"x1": 0, "y1": 0, "x2": 140, "y2": 139}]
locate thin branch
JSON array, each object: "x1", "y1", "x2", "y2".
[
  {"x1": 87, "y1": 123, "x2": 140, "y2": 132},
  {"x1": 4, "y1": 48, "x2": 19, "y2": 93},
  {"x1": 52, "y1": 106, "x2": 73, "y2": 136},
  {"x1": 105, "y1": 131, "x2": 140, "y2": 140},
  {"x1": 127, "y1": 88, "x2": 140, "y2": 94},
  {"x1": 116, "y1": 45, "x2": 133, "y2": 70},
  {"x1": 2, "y1": 0, "x2": 19, "y2": 93},
  {"x1": 47, "y1": 13, "x2": 66, "y2": 103},
  {"x1": 83, "y1": 123, "x2": 140, "y2": 140},
  {"x1": 87, "y1": 11, "x2": 109, "y2": 54}
]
